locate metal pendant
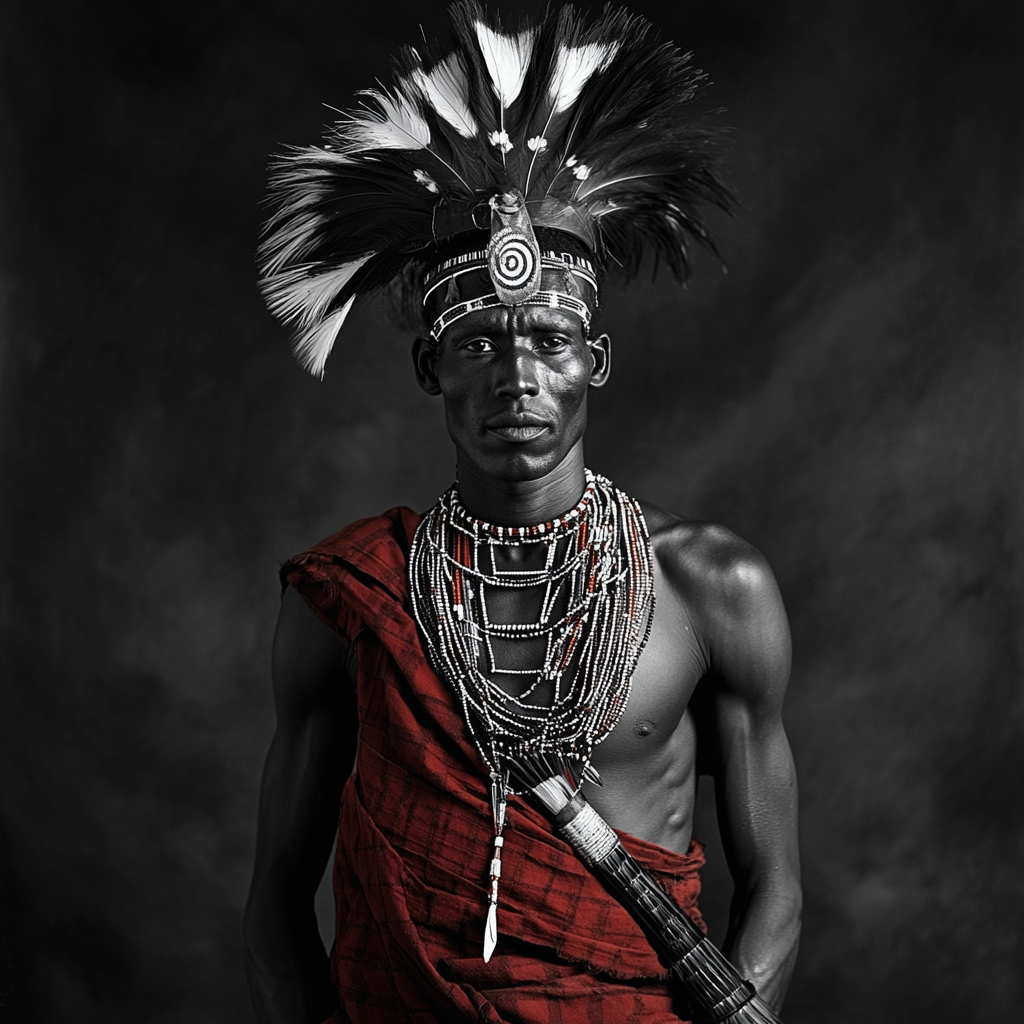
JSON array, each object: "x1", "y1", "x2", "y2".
[
  {"x1": 484, "y1": 772, "x2": 508, "y2": 962},
  {"x1": 486, "y1": 190, "x2": 542, "y2": 305}
]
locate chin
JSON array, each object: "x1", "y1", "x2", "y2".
[
  {"x1": 481, "y1": 450, "x2": 560, "y2": 483},
  {"x1": 466, "y1": 437, "x2": 573, "y2": 484}
]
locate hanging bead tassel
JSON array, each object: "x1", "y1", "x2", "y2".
[{"x1": 484, "y1": 773, "x2": 508, "y2": 962}]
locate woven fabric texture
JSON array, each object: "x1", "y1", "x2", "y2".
[{"x1": 282, "y1": 509, "x2": 706, "y2": 1023}]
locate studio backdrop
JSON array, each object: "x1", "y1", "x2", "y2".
[{"x1": 1, "y1": 0, "x2": 1021, "y2": 1021}]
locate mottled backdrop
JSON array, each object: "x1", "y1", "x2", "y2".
[{"x1": 1, "y1": 0, "x2": 1021, "y2": 1021}]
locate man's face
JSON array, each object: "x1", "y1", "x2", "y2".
[{"x1": 414, "y1": 305, "x2": 610, "y2": 483}]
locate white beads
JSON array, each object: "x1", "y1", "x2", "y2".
[{"x1": 408, "y1": 470, "x2": 656, "y2": 790}]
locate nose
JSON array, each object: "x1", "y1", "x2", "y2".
[{"x1": 494, "y1": 342, "x2": 540, "y2": 401}]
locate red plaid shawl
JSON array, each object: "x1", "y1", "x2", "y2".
[{"x1": 282, "y1": 508, "x2": 705, "y2": 1023}]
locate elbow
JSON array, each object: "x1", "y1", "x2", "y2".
[
  {"x1": 786, "y1": 886, "x2": 803, "y2": 944},
  {"x1": 736, "y1": 872, "x2": 803, "y2": 947},
  {"x1": 243, "y1": 896, "x2": 266, "y2": 963},
  {"x1": 775, "y1": 869, "x2": 803, "y2": 932},
  {"x1": 243, "y1": 873, "x2": 318, "y2": 959},
  {"x1": 243, "y1": 881, "x2": 285, "y2": 961},
  {"x1": 773, "y1": 877, "x2": 803, "y2": 957}
]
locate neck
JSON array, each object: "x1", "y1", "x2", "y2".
[{"x1": 455, "y1": 442, "x2": 587, "y2": 526}]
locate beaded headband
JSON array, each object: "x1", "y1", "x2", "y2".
[
  {"x1": 423, "y1": 250, "x2": 599, "y2": 303},
  {"x1": 430, "y1": 292, "x2": 592, "y2": 340},
  {"x1": 424, "y1": 248, "x2": 598, "y2": 339}
]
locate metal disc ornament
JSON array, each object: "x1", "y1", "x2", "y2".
[
  {"x1": 486, "y1": 191, "x2": 543, "y2": 304},
  {"x1": 487, "y1": 227, "x2": 542, "y2": 304}
]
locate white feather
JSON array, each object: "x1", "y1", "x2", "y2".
[
  {"x1": 270, "y1": 153, "x2": 350, "y2": 186},
  {"x1": 411, "y1": 56, "x2": 478, "y2": 138},
  {"x1": 474, "y1": 22, "x2": 534, "y2": 107},
  {"x1": 266, "y1": 155, "x2": 353, "y2": 222},
  {"x1": 292, "y1": 297, "x2": 357, "y2": 378},
  {"x1": 341, "y1": 88, "x2": 430, "y2": 152},
  {"x1": 267, "y1": 184, "x2": 328, "y2": 224},
  {"x1": 260, "y1": 212, "x2": 326, "y2": 276},
  {"x1": 548, "y1": 42, "x2": 620, "y2": 114},
  {"x1": 262, "y1": 255, "x2": 372, "y2": 327}
]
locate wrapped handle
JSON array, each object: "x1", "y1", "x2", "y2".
[{"x1": 529, "y1": 777, "x2": 783, "y2": 1024}]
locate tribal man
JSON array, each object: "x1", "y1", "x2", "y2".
[{"x1": 244, "y1": 4, "x2": 801, "y2": 1022}]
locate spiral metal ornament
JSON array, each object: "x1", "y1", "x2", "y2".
[
  {"x1": 487, "y1": 226, "x2": 542, "y2": 303},
  {"x1": 491, "y1": 232, "x2": 536, "y2": 288}
]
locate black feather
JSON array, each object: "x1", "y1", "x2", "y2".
[{"x1": 259, "y1": 1, "x2": 737, "y2": 373}]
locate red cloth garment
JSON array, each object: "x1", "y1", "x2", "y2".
[{"x1": 281, "y1": 508, "x2": 706, "y2": 1024}]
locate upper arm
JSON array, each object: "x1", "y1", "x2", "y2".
[
  {"x1": 703, "y1": 540, "x2": 791, "y2": 723},
  {"x1": 250, "y1": 586, "x2": 358, "y2": 898},
  {"x1": 272, "y1": 585, "x2": 356, "y2": 730}
]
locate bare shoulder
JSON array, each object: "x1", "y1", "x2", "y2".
[
  {"x1": 640, "y1": 501, "x2": 781, "y2": 617},
  {"x1": 639, "y1": 500, "x2": 791, "y2": 705}
]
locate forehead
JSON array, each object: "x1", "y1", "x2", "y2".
[{"x1": 441, "y1": 304, "x2": 586, "y2": 343}]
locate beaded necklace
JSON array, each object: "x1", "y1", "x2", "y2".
[{"x1": 408, "y1": 469, "x2": 655, "y2": 960}]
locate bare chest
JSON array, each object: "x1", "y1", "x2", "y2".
[
  {"x1": 481, "y1": 553, "x2": 707, "y2": 847},
  {"x1": 584, "y1": 555, "x2": 707, "y2": 839}
]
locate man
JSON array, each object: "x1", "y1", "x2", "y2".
[{"x1": 244, "y1": 5, "x2": 801, "y2": 1022}]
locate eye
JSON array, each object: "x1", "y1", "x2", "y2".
[
  {"x1": 462, "y1": 337, "x2": 497, "y2": 353},
  {"x1": 537, "y1": 334, "x2": 570, "y2": 351}
]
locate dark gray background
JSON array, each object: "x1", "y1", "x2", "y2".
[{"x1": 1, "y1": 0, "x2": 1021, "y2": 1021}]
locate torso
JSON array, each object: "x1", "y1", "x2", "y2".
[
  {"x1": 469, "y1": 499, "x2": 714, "y2": 856},
  {"x1": 586, "y1": 502, "x2": 710, "y2": 853}
]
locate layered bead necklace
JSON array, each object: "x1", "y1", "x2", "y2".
[{"x1": 408, "y1": 469, "x2": 655, "y2": 960}]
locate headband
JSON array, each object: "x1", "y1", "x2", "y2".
[{"x1": 424, "y1": 248, "x2": 598, "y2": 338}]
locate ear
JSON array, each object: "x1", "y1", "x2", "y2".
[
  {"x1": 588, "y1": 333, "x2": 611, "y2": 389},
  {"x1": 412, "y1": 335, "x2": 442, "y2": 396}
]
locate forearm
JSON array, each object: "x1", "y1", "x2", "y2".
[
  {"x1": 723, "y1": 880, "x2": 802, "y2": 1009},
  {"x1": 714, "y1": 720, "x2": 801, "y2": 1010},
  {"x1": 244, "y1": 898, "x2": 340, "y2": 1024}
]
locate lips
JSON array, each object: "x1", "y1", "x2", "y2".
[
  {"x1": 484, "y1": 415, "x2": 550, "y2": 443},
  {"x1": 487, "y1": 425, "x2": 548, "y2": 442}
]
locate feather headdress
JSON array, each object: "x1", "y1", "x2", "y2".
[{"x1": 260, "y1": 2, "x2": 735, "y2": 376}]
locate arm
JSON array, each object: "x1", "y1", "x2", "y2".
[
  {"x1": 243, "y1": 585, "x2": 358, "y2": 1024},
  {"x1": 687, "y1": 533, "x2": 802, "y2": 1009}
]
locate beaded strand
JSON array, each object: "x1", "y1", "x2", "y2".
[{"x1": 408, "y1": 470, "x2": 656, "y2": 962}]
